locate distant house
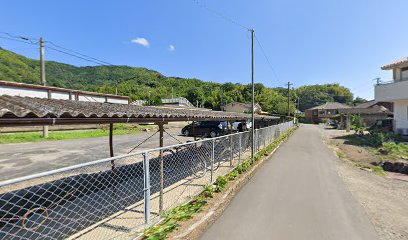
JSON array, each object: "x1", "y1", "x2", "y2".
[
  {"x1": 305, "y1": 102, "x2": 350, "y2": 122},
  {"x1": 375, "y1": 57, "x2": 408, "y2": 135},
  {"x1": 338, "y1": 100, "x2": 393, "y2": 127},
  {"x1": 223, "y1": 102, "x2": 262, "y2": 114}
]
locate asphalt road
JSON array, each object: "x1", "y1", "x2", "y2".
[
  {"x1": 0, "y1": 127, "x2": 193, "y2": 181},
  {"x1": 200, "y1": 124, "x2": 379, "y2": 240}
]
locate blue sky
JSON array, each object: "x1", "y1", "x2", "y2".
[{"x1": 1, "y1": 0, "x2": 408, "y2": 100}]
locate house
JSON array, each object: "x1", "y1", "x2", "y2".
[
  {"x1": 223, "y1": 102, "x2": 262, "y2": 114},
  {"x1": 305, "y1": 102, "x2": 351, "y2": 122},
  {"x1": 338, "y1": 100, "x2": 393, "y2": 127},
  {"x1": 375, "y1": 57, "x2": 408, "y2": 135}
]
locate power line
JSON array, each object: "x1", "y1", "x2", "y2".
[
  {"x1": 1, "y1": 31, "x2": 113, "y2": 66},
  {"x1": 46, "y1": 45, "x2": 109, "y2": 66},
  {"x1": 0, "y1": 32, "x2": 39, "y2": 44},
  {"x1": 0, "y1": 35, "x2": 36, "y2": 45},
  {"x1": 254, "y1": 34, "x2": 283, "y2": 85},
  {"x1": 46, "y1": 41, "x2": 113, "y2": 66},
  {"x1": 191, "y1": 0, "x2": 250, "y2": 30}
]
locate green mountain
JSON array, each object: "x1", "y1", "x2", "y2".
[{"x1": 0, "y1": 47, "x2": 357, "y2": 113}]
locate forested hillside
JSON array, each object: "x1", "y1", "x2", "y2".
[{"x1": 0, "y1": 47, "x2": 362, "y2": 114}]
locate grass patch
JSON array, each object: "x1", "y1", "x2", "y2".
[
  {"x1": 336, "y1": 150, "x2": 346, "y2": 159},
  {"x1": 379, "y1": 142, "x2": 408, "y2": 160},
  {"x1": 354, "y1": 162, "x2": 386, "y2": 176},
  {"x1": 141, "y1": 126, "x2": 298, "y2": 239},
  {"x1": 0, "y1": 124, "x2": 157, "y2": 144}
]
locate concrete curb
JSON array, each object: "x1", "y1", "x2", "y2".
[{"x1": 172, "y1": 128, "x2": 297, "y2": 239}]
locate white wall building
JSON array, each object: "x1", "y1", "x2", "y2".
[
  {"x1": 375, "y1": 57, "x2": 408, "y2": 135},
  {"x1": 0, "y1": 80, "x2": 130, "y2": 104}
]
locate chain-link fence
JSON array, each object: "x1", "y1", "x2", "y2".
[{"x1": 0, "y1": 121, "x2": 293, "y2": 239}]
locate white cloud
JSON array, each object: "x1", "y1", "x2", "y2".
[
  {"x1": 168, "y1": 45, "x2": 176, "y2": 51},
  {"x1": 131, "y1": 38, "x2": 150, "y2": 47}
]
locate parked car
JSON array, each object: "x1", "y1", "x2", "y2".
[
  {"x1": 232, "y1": 120, "x2": 251, "y2": 132},
  {"x1": 369, "y1": 118, "x2": 393, "y2": 132},
  {"x1": 181, "y1": 121, "x2": 228, "y2": 138}
]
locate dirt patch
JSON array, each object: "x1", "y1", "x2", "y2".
[
  {"x1": 323, "y1": 129, "x2": 381, "y2": 164},
  {"x1": 320, "y1": 126, "x2": 408, "y2": 240},
  {"x1": 335, "y1": 158, "x2": 408, "y2": 240}
]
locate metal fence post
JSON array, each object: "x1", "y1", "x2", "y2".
[
  {"x1": 238, "y1": 133, "x2": 242, "y2": 165},
  {"x1": 229, "y1": 135, "x2": 233, "y2": 167},
  {"x1": 143, "y1": 152, "x2": 151, "y2": 225},
  {"x1": 211, "y1": 138, "x2": 215, "y2": 183}
]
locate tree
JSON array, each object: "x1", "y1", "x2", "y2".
[{"x1": 353, "y1": 97, "x2": 368, "y2": 106}]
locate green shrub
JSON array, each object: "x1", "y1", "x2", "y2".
[
  {"x1": 351, "y1": 115, "x2": 367, "y2": 135},
  {"x1": 215, "y1": 176, "x2": 228, "y2": 192},
  {"x1": 380, "y1": 142, "x2": 408, "y2": 159}
]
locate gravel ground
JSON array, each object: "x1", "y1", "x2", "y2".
[{"x1": 320, "y1": 125, "x2": 408, "y2": 240}]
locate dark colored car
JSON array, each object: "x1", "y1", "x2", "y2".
[
  {"x1": 369, "y1": 118, "x2": 393, "y2": 132},
  {"x1": 181, "y1": 121, "x2": 228, "y2": 138}
]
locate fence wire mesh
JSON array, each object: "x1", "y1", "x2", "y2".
[{"x1": 0, "y1": 121, "x2": 293, "y2": 240}]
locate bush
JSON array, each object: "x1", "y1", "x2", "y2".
[
  {"x1": 351, "y1": 115, "x2": 367, "y2": 135},
  {"x1": 215, "y1": 176, "x2": 228, "y2": 192}
]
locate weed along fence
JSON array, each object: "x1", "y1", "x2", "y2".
[{"x1": 0, "y1": 122, "x2": 293, "y2": 239}]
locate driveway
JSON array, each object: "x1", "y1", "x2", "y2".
[
  {"x1": 0, "y1": 128, "x2": 193, "y2": 181},
  {"x1": 200, "y1": 124, "x2": 379, "y2": 240}
]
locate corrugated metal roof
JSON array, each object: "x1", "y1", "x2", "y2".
[{"x1": 0, "y1": 95, "x2": 278, "y2": 124}]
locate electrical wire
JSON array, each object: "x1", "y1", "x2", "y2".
[
  {"x1": 254, "y1": 34, "x2": 283, "y2": 85},
  {"x1": 46, "y1": 46, "x2": 109, "y2": 66},
  {"x1": 0, "y1": 32, "x2": 39, "y2": 44},
  {"x1": 0, "y1": 35, "x2": 36, "y2": 45},
  {"x1": 191, "y1": 0, "x2": 250, "y2": 31},
  {"x1": 46, "y1": 41, "x2": 113, "y2": 66}
]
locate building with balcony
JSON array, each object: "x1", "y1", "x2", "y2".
[{"x1": 375, "y1": 57, "x2": 408, "y2": 135}]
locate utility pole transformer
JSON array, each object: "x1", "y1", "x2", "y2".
[
  {"x1": 40, "y1": 37, "x2": 49, "y2": 138},
  {"x1": 250, "y1": 29, "x2": 255, "y2": 159},
  {"x1": 287, "y1": 82, "x2": 292, "y2": 118}
]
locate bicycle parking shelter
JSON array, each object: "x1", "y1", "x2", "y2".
[
  {"x1": 0, "y1": 95, "x2": 280, "y2": 153},
  {"x1": 0, "y1": 95, "x2": 280, "y2": 210}
]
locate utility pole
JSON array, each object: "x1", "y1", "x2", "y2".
[
  {"x1": 115, "y1": 79, "x2": 118, "y2": 95},
  {"x1": 286, "y1": 82, "x2": 292, "y2": 118},
  {"x1": 40, "y1": 37, "x2": 49, "y2": 138},
  {"x1": 250, "y1": 29, "x2": 255, "y2": 159}
]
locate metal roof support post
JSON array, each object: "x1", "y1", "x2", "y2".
[
  {"x1": 143, "y1": 151, "x2": 151, "y2": 225},
  {"x1": 228, "y1": 121, "x2": 233, "y2": 167},
  {"x1": 109, "y1": 123, "x2": 117, "y2": 196},
  {"x1": 158, "y1": 122, "x2": 164, "y2": 214}
]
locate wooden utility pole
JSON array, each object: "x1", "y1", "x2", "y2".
[
  {"x1": 250, "y1": 29, "x2": 255, "y2": 159},
  {"x1": 40, "y1": 37, "x2": 49, "y2": 138},
  {"x1": 286, "y1": 82, "x2": 292, "y2": 118}
]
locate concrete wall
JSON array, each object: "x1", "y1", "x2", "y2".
[
  {"x1": 375, "y1": 80, "x2": 408, "y2": 102},
  {"x1": 394, "y1": 99, "x2": 408, "y2": 132}
]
